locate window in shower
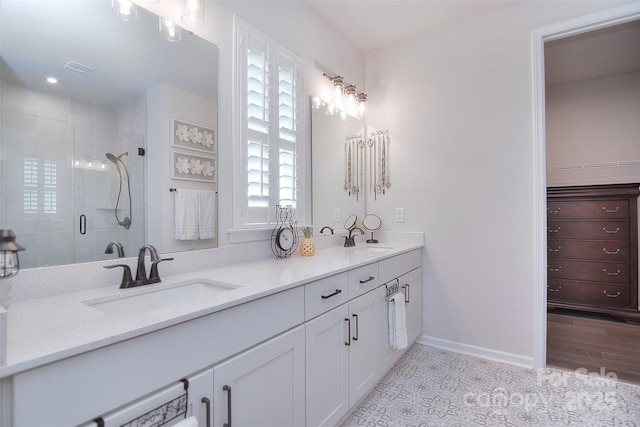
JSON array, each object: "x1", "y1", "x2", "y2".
[{"x1": 22, "y1": 157, "x2": 58, "y2": 215}]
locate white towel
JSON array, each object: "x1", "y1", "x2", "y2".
[
  {"x1": 172, "y1": 416, "x2": 198, "y2": 427},
  {"x1": 174, "y1": 189, "x2": 200, "y2": 240},
  {"x1": 198, "y1": 190, "x2": 216, "y2": 240},
  {"x1": 388, "y1": 293, "x2": 408, "y2": 349}
]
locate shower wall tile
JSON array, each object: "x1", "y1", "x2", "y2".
[
  {"x1": 4, "y1": 110, "x2": 38, "y2": 132},
  {"x1": 69, "y1": 97, "x2": 94, "y2": 119},
  {"x1": 36, "y1": 91, "x2": 67, "y2": 115},
  {"x1": 94, "y1": 103, "x2": 116, "y2": 124},
  {"x1": 3, "y1": 81, "x2": 38, "y2": 108},
  {"x1": 4, "y1": 129, "x2": 38, "y2": 156},
  {"x1": 36, "y1": 107, "x2": 67, "y2": 123},
  {"x1": 40, "y1": 117, "x2": 69, "y2": 138}
]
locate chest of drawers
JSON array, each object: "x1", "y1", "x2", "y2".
[{"x1": 547, "y1": 184, "x2": 640, "y2": 322}]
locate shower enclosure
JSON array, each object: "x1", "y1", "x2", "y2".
[{"x1": 1, "y1": 109, "x2": 145, "y2": 268}]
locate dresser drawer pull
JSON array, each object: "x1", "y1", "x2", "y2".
[
  {"x1": 547, "y1": 227, "x2": 562, "y2": 233},
  {"x1": 359, "y1": 276, "x2": 375, "y2": 284},
  {"x1": 547, "y1": 286, "x2": 562, "y2": 292},
  {"x1": 603, "y1": 291, "x2": 621, "y2": 298},
  {"x1": 602, "y1": 206, "x2": 620, "y2": 213},
  {"x1": 602, "y1": 248, "x2": 620, "y2": 255},
  {"x1": 603, "y1": 269, "x2": 621, "y2": 276},
  {"x1": 321, "y1": 289, "x2": 343, "y2": 299},
  {"x1": 547, "y1": 207, "x2": 562, "y2": 214},
  {"x1": 547, "y1": 265, "x2": 562, "y2": 272},
  {"x1": 548, "y1": 246, "x2": 561, "y2": 252},
  {"x1": 602, "y1": 227, "x2": 620, "y2": 234}
]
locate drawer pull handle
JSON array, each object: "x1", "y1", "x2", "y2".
[
  {"x1": 345, "y1": 318, "x2": 351, "y2": 346},
  {"x1": 603, "y1": 269, "x2": 621, "y2": 276},
  {"x1": 547, "y1": 286, "x2": 562, "y2": 292},
  {"x1": 602, "y1": 206, "x2": 620, "y2": 213},
  {"x1": 202, "y1": 397, "x2": 212, "y2": 427},
  {"x1": 223, "y1": 385, "x2": 232, "y2": 427},
  {"x1": 547, "y1": 265, "x2": 562, "y2": 272},
  {"x1": 603, "y1": 291, "x2": 621, "y2": 298},
  {"x1": 359, "y1": 276, "x2": 375, "y2": 284},
  {"x1": 547, "y1": 207, "x2": 562, "y2": 214},
  {"x1": 548, "y1": 246, "x2": 561, "y2": 252},
  {"x1": 547, "y1": 227, "x2": 561, "y2": 233},
  {"x1": 352, "y1": 314, "x2": 359, "y2": 341},
  {"x1": 602, "y1": 227, "x2": 620, "y2": 234},
  {"x1": 602, "y1": 248, "x2": 620, "y2": 255},
  {"x1": 321, "y1": 289, "x2": 343, "y2": 299}
]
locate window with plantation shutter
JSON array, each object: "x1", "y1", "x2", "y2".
[{"x1": 235, "y1": 19, "x2": 304, "y2": 228}]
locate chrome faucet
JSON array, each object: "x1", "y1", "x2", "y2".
[
  {"x1": 344, "y1": 227, "x2": 364, "y2": 247},
  {"x1": 104, "y1": 244, "x2": 173, "y2": 289},
  {"x1": 104, "y1": 241, "x2": 125, "y2": 258}
]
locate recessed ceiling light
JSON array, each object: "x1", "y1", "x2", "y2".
[{"x1": 46, "y1": 77, "x2": 58, "y2": 84}]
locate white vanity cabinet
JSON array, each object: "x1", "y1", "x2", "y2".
[
  {"x1": 378, "y1": 267, "x2": 423, "y2": 374},
  {"x1": 305, "y1": 289, "x2": 379, "y2": 427},
  {"x1": 212, "y1": 325, "x2": 305, "y2": 427}
]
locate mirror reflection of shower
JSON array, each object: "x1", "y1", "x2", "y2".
[{"x1": 106, "y1": 151, "x2": 132, "y2": 229}]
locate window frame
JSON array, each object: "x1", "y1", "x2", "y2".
[{"x1": 232, "y1": 17, "x2": 305, "y2": 235}]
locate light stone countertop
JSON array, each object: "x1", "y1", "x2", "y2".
[{"x1": 1, "y1": 241, "x2": 422, "y2": 378}]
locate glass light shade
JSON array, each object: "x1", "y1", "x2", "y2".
[
  {"x1": 357, "y1": 93, "x2": 367, "y2": 117},
  {"x1": 111, "y1": 0, "x2": 138, "y2": 21},
  {"x1": 0, "y1": 229, "x2": 25, "y2": 279},
  {"x1": 159, "y1": 18, "x2": 182, "y2": 42},
  {"x1": 182, "y1": 0, "x2": 204, "y2": 27}
]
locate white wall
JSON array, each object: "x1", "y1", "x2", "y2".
[
  {"x1": 364, "y1": 1, "x2": 635, "y2": 364},
  {"x1": 546, "y1": 72, "x2": 640, "y2": 166}
]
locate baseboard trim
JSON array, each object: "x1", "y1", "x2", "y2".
[{"x1": 416, "y1": 335, "x2": 535, "y2": 369}]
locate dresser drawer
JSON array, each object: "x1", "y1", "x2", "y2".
[
  {"x1": 348, "y1": 262, "x2": 379, "y2": 299},
  {"x1": 547, "y1": 259, "x2": 630, "y2": 284},
  {"x1": 547, "y1": 279, "x2": 630, "y2": 308},
  {"x1": 547, "y1": 239, "x2": 630, "y2": 262},
  {"x1": 305, "y1": 272, "x2": 349, "y2": 320},
  {"x1": 547, "y1": 220, "x2": 630, "y2": 241},
  {"x1": 547, "y1": 199, "x2": 629, "y2": 220}
]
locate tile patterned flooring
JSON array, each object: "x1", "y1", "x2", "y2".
[{"x1": 342, "y1": 344, "x2": 640, "y2": 426}]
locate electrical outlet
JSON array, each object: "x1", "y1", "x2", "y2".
[
  {"x1": 395, "y1": 208, "x2": 405, "y2": 223},
  {"x1": 332, "y1": 209, "x2": 341, "y2": 222}
]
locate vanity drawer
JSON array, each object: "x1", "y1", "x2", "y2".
[
  {"x1": 547, "y1": 279, "x2": 630, "y2": 307},
  {"x1": 348, "y1": 262, "x2": 380, "y2": 299},
  {"x1": 305, "y1": 272, "x2": 349, "y2": 320},
  {"x1": 378, "y1": 249, "x2": 422, "y2": 284},
  {"x1": 547, "y1": 239, "x2": 630, "y2": 262},
  {"x1": 547, "y1": 199, "x2": 629, "y2": 220},
  {"x1": 547, "y1": 220, "x2": 630, "y2": 241},
  {"x1": 547, "y1": 259, "x2": 630, "y2": 284}
]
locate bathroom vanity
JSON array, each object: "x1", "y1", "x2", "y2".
[{"x1": 0, "y1": 241, "x2": 422, "y2": 427}]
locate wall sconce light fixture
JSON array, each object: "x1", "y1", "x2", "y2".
[
  {"x1": 0, "y1": 229, "x2": 25, "y2": 279},
  {"x1": 322, "y1": 73, "x2": 367, "y2": 118},
  {"x1": 111, "y1": 0, "x2": 138, "y2": 21},
  {"x1": 182, "y1": 0, "x2": 204, "y2": 27},
  {"x1": 159, "y1": 18, "x2": 182, "y2": 42}
]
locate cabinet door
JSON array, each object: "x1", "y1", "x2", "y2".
[
  {"x1": 305, "y1": 304, "x2": 350, "y2": 427},
  {"x1": 348, "y1": 290, "x2": 378, "y2": 405},
  {"x1": 401, "y1": 267, "x2": 422, "y2": 343},
  {"x1": 212, "y1": 326, "x2": 305, "y2": 427}
]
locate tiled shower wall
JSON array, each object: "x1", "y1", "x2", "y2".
[{"x1": 0, "y1": 79, "x2": 145, "y2": 268}]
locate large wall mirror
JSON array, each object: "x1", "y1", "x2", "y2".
[
  {"x1": 0, "y1": 0, "x2": 218, "y2": 269},
  {"x1": 311, "y1": 96, "x2": 365, "y2": 235}
]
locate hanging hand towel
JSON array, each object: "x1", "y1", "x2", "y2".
[
  {"x1": 388, "y1": 293, "x2": 408, "y2": 349},
  {"x1": 172, "y1": 416, "x2": 198, "y2": 427},
  {"x1": 174, "y1": 189, "x2": 200, "y2": 240},
  {"x1": 198, "y1": 190, "x2": 216, "y2": 240}
]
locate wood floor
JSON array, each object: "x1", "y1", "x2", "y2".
[{"x1": 547, "y1": 309, "x2": 640, "y2": 384}]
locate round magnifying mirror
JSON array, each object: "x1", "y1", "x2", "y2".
[
  {"x1": 362, "y1": 214, "x2": 382, "y2": 243},
  {"x1": 362, "y1": 214, "x2": 382, "y2": 231},
  {"x1": 344, "y1": 214, "x2": 358, "y2": 231}
]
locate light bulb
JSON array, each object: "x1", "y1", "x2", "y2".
[{"x1": 112, "y1": 0, "x2": 137, "y2": 21}]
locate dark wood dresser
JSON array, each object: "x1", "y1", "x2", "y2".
[{"x1": 547, "y1": 183, "x2": 640, "y2": 322}]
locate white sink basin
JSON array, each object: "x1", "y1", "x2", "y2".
[
  {"x1": 84, "y1": 279, "x2": 239, "y2": 316},
  {"x1": 351, "y1": 246, "x2": 394, "y2": 255}
]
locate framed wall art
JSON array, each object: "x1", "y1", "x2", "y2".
[
  {"x1": 170, "y1": 149, "x2": 217, "y2": 183},
  {"x1": 172, "y1": 119, "x2": 216, "y2": 154}
]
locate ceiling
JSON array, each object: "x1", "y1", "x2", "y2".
[{"x1": 306, "y1": 0, "x2": 640, "y2": 86}]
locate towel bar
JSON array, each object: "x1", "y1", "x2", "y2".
[{"x1": 385, "y1": 279, "x2": 400, "y2": 302}]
